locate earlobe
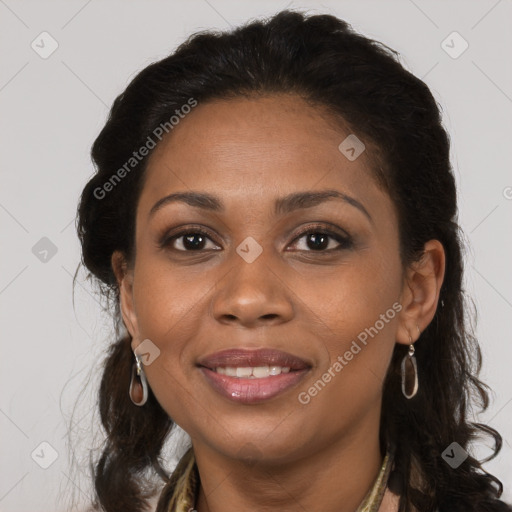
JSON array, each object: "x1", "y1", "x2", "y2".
[
  {"x1": 396, "y1": 239, "x2": 446, "y2": 345},
  {"x1": 111, "y1": 251, "x2": 139, "y2": 340}
]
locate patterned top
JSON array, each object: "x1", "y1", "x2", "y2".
[{"x1": 156, "y1": 444, "x2": 397, "y2": 512}]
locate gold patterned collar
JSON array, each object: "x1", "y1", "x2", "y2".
[{"x1": 158, "y1": 445, "x2": 396, "y2": 512}]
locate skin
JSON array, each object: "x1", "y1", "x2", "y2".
[{"x1": 112, "y1": 94, "x2": 445, "y2": 512}]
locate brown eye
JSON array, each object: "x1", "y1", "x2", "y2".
[
  {"x1": 161, "y1": 229, "x2": 220, "y2": 252},
  {"x1": 289, "y1": 226, "x2": 353, "y2": 252}
]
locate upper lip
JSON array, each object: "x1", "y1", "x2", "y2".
[{"x1": 197, "y1": 348, "x2": 311, "y2": 371}]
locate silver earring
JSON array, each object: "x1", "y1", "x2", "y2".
[
  {"x1": 401, "y1": 334, "x2": 418, "y2": 399},
  {"x1": 129, "y1": 353, "x2": 148, "y2": 406}
]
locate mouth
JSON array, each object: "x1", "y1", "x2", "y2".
[
  {"x1": 210, "y1": 365, "x2": 292, "y2": 378},
  {"x1": 197, "y1": 348, "x2": 311, "y2": 404}
]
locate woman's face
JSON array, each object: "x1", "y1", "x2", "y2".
[{"x1": 117, "y1": 94, "x2": 414, "y2": 464}]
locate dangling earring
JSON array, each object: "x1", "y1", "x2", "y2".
[
  {"x1": 129, "y1": 353, "x2": 148, "y2": 406},
  {"x1": 401, "y1": 331, "x2": 418, "y2": 399}
]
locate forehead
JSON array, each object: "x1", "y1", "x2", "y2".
[{"x1": 139, "y1": 94, "x2": 388, "y2": 218}]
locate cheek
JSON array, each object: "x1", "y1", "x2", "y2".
[
  {"x1": 133, "y1": 252, "x2": 203, "y2": 330},
  {"x1": 298, "y1": 252, "x2": 402, "y2": 388},
  {"x1": 131, "y1": 255, "x2": 212, "y2": 388},
  {"x1": 130, "y1": 258, "x2": 208, "y2": 426}
]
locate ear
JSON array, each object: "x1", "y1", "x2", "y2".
[
  {"x1": 111, "y1": 250, "x2": 139, "y2": 346},
  {"x1": 396, "y1": 239, "x2": 446, "y2": 345}
]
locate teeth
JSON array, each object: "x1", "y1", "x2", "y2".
[
  {"x1": 269, "y1": 366, "x2": 280, "y2": 376},
  {"x1": 253, "y1": 366, "x2": 270, "y2": 378},
  {"x1": 236, "y1": 367, "x2": 252, "y2": 378},
  {"x1": 215, "y1": 366, "x2": 291, "y2": 378}
]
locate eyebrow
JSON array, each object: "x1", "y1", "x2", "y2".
[{"x1": 149, "y1": 189, "x2": 372, "y2": 223}]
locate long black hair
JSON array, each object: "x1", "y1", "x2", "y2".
[{"x1": 76, "y1": 10, "x2": 511, "y2": 512}]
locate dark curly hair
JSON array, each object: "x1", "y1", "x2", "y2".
[{"x1": 75, "y1": 9, "x2": 511, "y2": 512}]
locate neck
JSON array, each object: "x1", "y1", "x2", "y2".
[{"x1": 193, "y1": 409, "x2": 384, "y2": 512}]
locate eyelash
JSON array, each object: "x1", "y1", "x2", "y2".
[{"x1": 159, "y1": 223, "x2": 353, "y2": 254}]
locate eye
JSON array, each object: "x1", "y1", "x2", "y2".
[
  {"x1": 289, "y1": 225, "x2": 353, "y2": 252},
  {"x1": 160, "y1": 228, "x2": 220, "y2": 252}
]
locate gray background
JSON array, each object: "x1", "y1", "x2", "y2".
[{"x1": 1, "y1": 0, "x2": 511, "y2": 510}]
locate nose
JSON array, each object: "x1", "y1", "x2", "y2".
[{"x1": 210, "y1": 250, "x2": 294, "y2": 328}]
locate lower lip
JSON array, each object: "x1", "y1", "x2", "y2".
[{"x1": 199, "y1": 367, "x2": 309, "y2": 404}]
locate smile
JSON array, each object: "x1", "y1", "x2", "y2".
[
  {"x1": 197, "y1": 348, "x2": 311, "y2": 403},
  {"x1": 213, "y1": 366, "x2": 291, "y2": 377}
]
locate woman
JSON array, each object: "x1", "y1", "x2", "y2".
[{"x1": 76, "y1": 10, "x2": 511, "y2": 512}]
